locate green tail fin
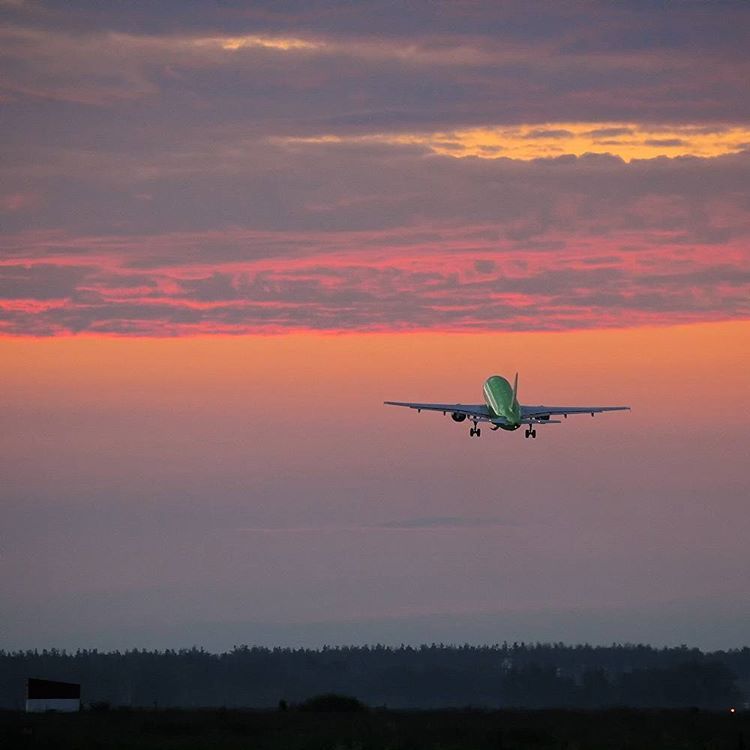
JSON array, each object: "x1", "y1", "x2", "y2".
[{"x1": 512, "y1": 372, "x2": 519, "y2": 402}]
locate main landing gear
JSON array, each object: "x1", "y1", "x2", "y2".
[
  {"x1": 469, "y1": 420, "x2": 481, "y2": 438},
  {"x1": 524, "y1": 427, "x2": 537, "y2": 439}
]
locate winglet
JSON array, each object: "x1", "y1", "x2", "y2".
[{"x1": 512, "y1": 372, "x2": 519, "y2": 402}]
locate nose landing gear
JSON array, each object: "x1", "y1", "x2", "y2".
[
  {"x1": 469, "y1": 420, "x2": 481, "y2": 437},
  {"x1": 524, "y1": 428, "x2": 537, "y2": 439}
]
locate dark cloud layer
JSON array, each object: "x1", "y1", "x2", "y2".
[
  {"x1": 2, "y1": 1, "x2": 749, "y2": 125},
  {"x1": 1, "y1": 1, "x2": 749, "y2": 334},
  {"x1": 2, "y1": 147, "x2": 749, "y2": 333}
]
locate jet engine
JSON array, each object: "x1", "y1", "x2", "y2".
[{"x1": 451, "y1": 412, "x2": 467, "y2": 422}]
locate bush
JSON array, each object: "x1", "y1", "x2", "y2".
[{"x1": 298, "y1": 693, "x2": 367, "y2": 712}]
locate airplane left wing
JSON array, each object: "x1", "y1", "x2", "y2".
[
  {"x1": 522, "y1": 405, "x2": 630, "y2": 418},
  {"x1": 384, "y1": 402, "x2": 490, "y2": 419}
]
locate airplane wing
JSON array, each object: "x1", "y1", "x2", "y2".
[
  {"x1": 384, "y1": 402, "x2": 490, "y2": 419},
  {"x1": 521, "y1": 405, "x2": 630, "y2": 418}
]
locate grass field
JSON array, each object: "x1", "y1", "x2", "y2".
[{"x1": 1, "y1": 707, "x2": 748, "y2": 750}]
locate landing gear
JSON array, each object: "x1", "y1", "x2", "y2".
[
  {"x1": 469, "y1": 421, "x2": 481, "y2": 438},
  {"x1": 524, "y1": 428, "x2": 537, "y2": 439}
]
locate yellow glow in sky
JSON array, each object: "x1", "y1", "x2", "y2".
[
  {"x1": 212, "y1": 35, "x2": 320, "y2": 51},
  {"x1": 282, "y1": 123, "x2": 750, "y2": 162}
]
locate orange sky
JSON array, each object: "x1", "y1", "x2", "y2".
[
  {"x1": 3, "y1": 321, "x2": 750, "y2": 650},
  {"x1": 3, "y1": 321, "x2": 748, "y2": 412}
]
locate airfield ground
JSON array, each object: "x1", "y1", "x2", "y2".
[{"x1": 1, "y1": 707, "x2": 748, "y2": 749}]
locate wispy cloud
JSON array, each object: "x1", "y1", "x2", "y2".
[
  {"x1": 2, "y1": 221, "x2": 749, "y2": 335},
  {"x1": 234, "y1": 517, "x2": 521, "y2": 533},
  {"x1": 375, "y1": 516, "x2": 520, "y2": 530}
]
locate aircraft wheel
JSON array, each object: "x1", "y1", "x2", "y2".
[
  {"x1": 476, "y1": 428, "x2": 481, "y2": 437},
  {"x1": 532, "y1": 430, "x2": 537, "y2": 439},
  {"x1": 524, "y1": 430, "x2": 530, "y2": 438}
]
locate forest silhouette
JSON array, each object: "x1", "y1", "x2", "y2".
[{"x1": 2, "y1": 643, "x2": 747, "y2": 710}]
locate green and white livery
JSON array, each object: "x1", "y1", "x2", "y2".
[{"x1": 385, "y1": 374, "x2": 629, "y2": 439}]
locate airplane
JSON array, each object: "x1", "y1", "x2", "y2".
[{"x1": 385, "y1": 373, "x2": 629, "y2": 439}]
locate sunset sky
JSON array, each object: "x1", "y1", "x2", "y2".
[{"x1": 2, "y1": 1, "x2": 749, "y2": 651}]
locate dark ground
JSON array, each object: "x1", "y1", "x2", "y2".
[{"x1": 1, "y1": 708, "x2": 748, "y2": 750}]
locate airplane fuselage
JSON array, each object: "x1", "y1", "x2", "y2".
[{"x1": 482, "y1": 375, "x2": 521, "y2": 429}]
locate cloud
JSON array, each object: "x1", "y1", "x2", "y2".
[
  {"x1": 4, "y1": 138, "x2": 750, "y2": 237},
  {"x1": 1, "y1": 142, "x2": 749, "y2": 335},
  {"x1": 586, "y1": 127, "x2": 634, "y2": 138},
  {"x1": 0, "y1": 263, "x2": 89, "y2": 300},
  {"x1": 2, "y1": 1, "x2": 750, "y2": 124},
  {"x1": 523, "y1": 129, "x2": 574, "y2": 140},
  {"x1": 376, "y1": 516, "x2": 519, "y2": 530},
  {"x1": 644, "y1": 138, "x2": 686, "y2": 147},
  {"x1": 2, "y1": 227, "x2": 749, "y2": 334},
  {"x1": 474, "y1": 260, "x2": 496, "y2": 275},
  {"x1": 282, "y1": 125, "x2": 750, "y2": 162},
  {"x1": 231, "y1": 517, "x2": 521, "y2": 533},
  {"x1": 0, "y1": 192, "x2": 39, "y2": 212},
  {"x1": 1, "y1": 3, "x2": 749, "y2": 336}
]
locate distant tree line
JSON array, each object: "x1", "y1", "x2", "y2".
[{"x1": 1, "y1": 643, "x2": 747, "y2": 710}]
